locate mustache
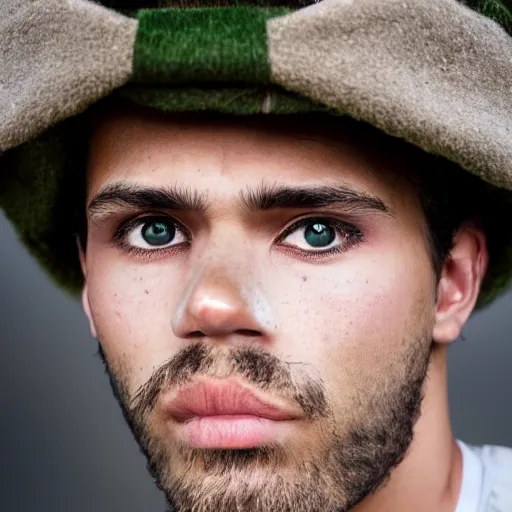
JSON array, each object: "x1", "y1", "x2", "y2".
[{"x1": 125, "y1": 342, "x2": 329, "y2": 423}]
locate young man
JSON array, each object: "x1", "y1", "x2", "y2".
[{"x1": 1, "y1": 0, "x2": 511, "y2": 511}]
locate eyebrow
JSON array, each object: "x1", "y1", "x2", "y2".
[
  {"x1": 87, "y1": 181, "x2": 392, "y2": 223},
  {"x1": 87, "y1": 182, "x2": 209, "y2": 223},
  {"x1": 240, "y1": 183, "x2": 392, "y2": 215}
]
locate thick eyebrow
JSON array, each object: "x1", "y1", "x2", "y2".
[
  {"x1": 87, "y1": 181, "x2": 392, "y2": 225},
  {"x1": 241, "y1": 183, "x2": 393, "y2": 216},
  {"x1": 87, "y1": 182, "x2": 209, "y2": 223}
]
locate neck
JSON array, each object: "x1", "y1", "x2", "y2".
[{"x1": 352, "y1": 343, "x2": 463, "y2": 512}]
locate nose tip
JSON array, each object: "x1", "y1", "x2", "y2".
[
  {"x1": 190, "y1": 295, "x2": 256, "y2": 337},
  {"x1": 172, "y1": 270, "x2": 269, "y2": 340}
]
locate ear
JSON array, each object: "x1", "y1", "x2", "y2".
[
  {"x1": 78, "y1": 242, "x2": 98, "y2": 339},
  {"x1": 433, "y1": 224, "x2": 488, "y2": 344}
]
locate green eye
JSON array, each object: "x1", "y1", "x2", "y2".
[
  {"x1": 141, "y1": 221, "x2": 176, "y2": 246},
  {"x1": 278, "y1": 216, "x2": 363, "y2": 257},
  {"x1": 114, "y1": 215, "x2": 189, "y2": 254},
  {"x1": 304, "y1": 222, "x2": 336, "y2": 247}
]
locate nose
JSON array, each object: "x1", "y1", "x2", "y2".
[{"x1": 172, "y1": 267, "x2": 270, "y2": 340}]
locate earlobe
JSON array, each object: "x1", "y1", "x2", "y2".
[
  {"x1": 81, "y1": 284, "x2": 98, "y2": 339},
  {"x1": 78, "y1": 245, "x2": 98, "y2": 339},
  {"x1": 433, "y1": 225, "x2": 488, "y2": 344}
]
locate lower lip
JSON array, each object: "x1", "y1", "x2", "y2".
[{"x1": 175, "y1": 415, "x2": 295, "y2": 449}]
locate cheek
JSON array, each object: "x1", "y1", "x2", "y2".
[
  {"x1": 86, "y1": 255, "x2": 179, "y2": 395},
  {"x1": 269, "y1": 247, "x2": 435, "y2": 390}
]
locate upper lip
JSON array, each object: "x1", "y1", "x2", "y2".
[{"x1": 164, "y1": 379, "x2": 303, "y2": 422}]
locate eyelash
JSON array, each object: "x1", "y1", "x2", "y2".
[
  {"x1": 112, "y1": 214, "x2": 192, "y2": 259},
  {"x1": 112, "y1": 214, "x2": 364, "y2": 260},
  {"x1": 276, "y1": 216, "x2": 364, "y2": 260}
]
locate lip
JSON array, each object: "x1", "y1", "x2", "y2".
[
  {"x1": 163, "y1": 379, "x2": 303, "y2": 449},
  {"x1": 165, "y1": 379, "x2": 302, "y2": 422}
]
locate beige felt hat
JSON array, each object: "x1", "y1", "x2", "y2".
[{"x1": 0, "y1": 0, "x2": 510, "y2": 307}]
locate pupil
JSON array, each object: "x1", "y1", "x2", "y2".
[
  {"x1": 142, "y1": 221, "x2": 175, "y2": 246},
  {"x1": 304, "y1": 222, "x2": 335, "y2": 248}
]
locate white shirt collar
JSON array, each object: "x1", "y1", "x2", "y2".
[{"x1": 454, "y1": 440, "x2": 484, "y2": 512}]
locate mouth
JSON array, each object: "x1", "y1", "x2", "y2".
[{"x1": 162, "y1": 379, "x2": 304, "y2": 449}]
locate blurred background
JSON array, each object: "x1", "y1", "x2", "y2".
[{"x1": 1, "y1": 209, "x2": 511, "y2": 511}]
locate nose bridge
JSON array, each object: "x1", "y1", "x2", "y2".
[{"x1": 172, "y1": 241, "x2": 273, "y2": 339}]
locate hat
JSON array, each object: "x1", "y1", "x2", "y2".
[{"x1": 0, "y1": 0, "x2": 511, "y2": 308}]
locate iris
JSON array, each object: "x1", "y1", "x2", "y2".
[
  {"x1": 142, "y1": 221, "x2": 175, "y2": 246},
  {"x1": 304, "y1": 222, "x2": 335, "y2": 247}
]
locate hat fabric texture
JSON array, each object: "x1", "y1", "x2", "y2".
[{"x1": 0, "y1": 0, "x2": 511, "y2": 309}]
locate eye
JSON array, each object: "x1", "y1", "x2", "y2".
[
  {"x1": 115, "y1": 216, "x2": 188, "y2": 251},
  {"x1": 278, "y1": 217, "x2": 363, "y2": 255}
]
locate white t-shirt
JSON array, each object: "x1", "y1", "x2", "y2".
[{"x1": 454, "y1": 440, "x2": 512, "y2": 512}]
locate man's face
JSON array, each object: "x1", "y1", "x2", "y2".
[{"x1": 82, "y1": 105, "x2": 438, "y2": 512}]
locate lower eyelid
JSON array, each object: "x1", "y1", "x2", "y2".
[
  {"x1": 117, "y1": 243, "x2": 190, "y2": 260},
  {"x1": 277, "y1": 227, "x2": 364, "y2": 258}
]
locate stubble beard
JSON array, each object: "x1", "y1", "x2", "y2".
[{"x1": 97, "y1": 331, "x2": 433, "y2": 512}]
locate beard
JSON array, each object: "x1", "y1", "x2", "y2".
[{"x1": 97, "y1": 332, "x2": 433, "y2": 512}]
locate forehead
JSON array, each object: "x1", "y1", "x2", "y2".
[{"x1": 86, "y1": 101, "x2": 419, "y2": 212}]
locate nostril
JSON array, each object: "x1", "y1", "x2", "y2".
[
  {"x1": 189, "y1": 331, "x2": 204, "y2": 338},
  {"x1": 236, "y1": 329, "x2": 262, "y2": 337}
]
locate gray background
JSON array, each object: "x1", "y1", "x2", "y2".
[{"x1": 1, "y1": 210, "x2": 511, "y2": 512}]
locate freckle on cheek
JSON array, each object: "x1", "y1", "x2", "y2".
[
  {"x1": 302, "y1": 275, "x2": 308, "y2": 282},
  {"x1": 144, "y1": 289, "x2": 149, "y2": 294}
]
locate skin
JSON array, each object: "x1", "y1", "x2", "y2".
[{"x1": 80, "y1": 101, "x2": 488, "y2": 512}]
